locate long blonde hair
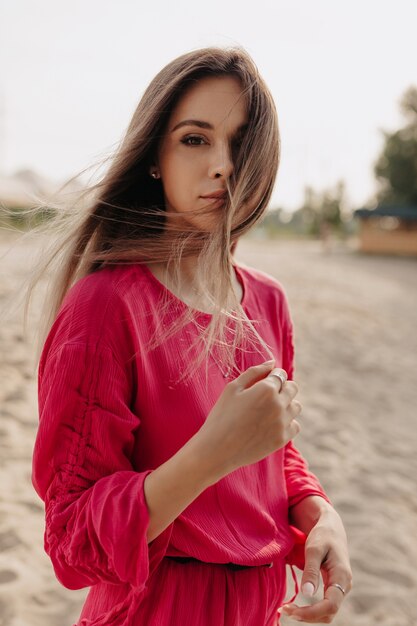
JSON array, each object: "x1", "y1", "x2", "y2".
[{"x1": 26, "y1": 46, "x2": 280, "y2": 381}]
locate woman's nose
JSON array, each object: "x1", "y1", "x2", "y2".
[{"x1": 208, "y1": 143, "x2": 233, "y2": 179}]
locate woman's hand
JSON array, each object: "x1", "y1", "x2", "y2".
[
  {"x1": 197, "y1": 360, "x2": 302, "y2": 478},
  {"x1": 144, "y1": 360, "x2": 300, "y2": 543},
  {"x1": 281, "y1": 501, "x2": 352, "y2": 623}
]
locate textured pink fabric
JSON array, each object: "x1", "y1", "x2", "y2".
[{"x1": 32, "y1": 262, "x2": 330, "y2": 625}]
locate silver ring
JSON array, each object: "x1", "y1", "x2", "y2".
[
  {"x1": 268, "y1": 368, "x2": 287, "y2": 390},
  {"x1": 328, "y1": 583, "x2": 346, "y2": 596}
]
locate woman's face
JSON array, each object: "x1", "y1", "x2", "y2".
[{"x1": 155, "y1": 75, "x2": 248, "y2": 231}]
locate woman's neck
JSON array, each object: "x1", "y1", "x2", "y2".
[{"x1": 147, "y1": 257, "x2": 243, "y2": 310}]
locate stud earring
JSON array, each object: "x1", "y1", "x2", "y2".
[{"x1": 150, "y1": 170, "x2": 160, "y2": 179}]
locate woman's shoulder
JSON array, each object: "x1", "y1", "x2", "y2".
[
  {"x1": 235, "y1": 262, "x2": 288, "y2": 300},
  {"x1": 63, "y1": 263, "x2": 149, "y2": 307},
  {"x1": 61, "y1": 263, "x2": 164, "y2": 320},
  {"x1": 235, "y1": 262, "x2": 292, "y2": 327},
  {"x1": 46, "y1": 264, "x2": 152, "y2": 353}
]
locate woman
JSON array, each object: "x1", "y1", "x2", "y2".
[{"x1": 31, "y1": 47, "x2": 352, "y2": 625}]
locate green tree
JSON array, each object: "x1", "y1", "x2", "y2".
[
  {"x1": 291, "y1": 181, "x2": 346, "y2": 236},
  {"x1": 374, "y1": 86, "x2": 417, "y2": 206}
]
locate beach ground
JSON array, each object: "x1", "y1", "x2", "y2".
[{"x1": 1, "y1": 230, "x2": 416, "y2": 625}]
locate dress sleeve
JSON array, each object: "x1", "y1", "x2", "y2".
[
  {"x1": 32, "y1": 340, "x2": 173, "y2": 591},
  {"x1": 284, "y1": 441, "x2": 331, "y2": 508},
  {"x1": 280, "y1": 291, "x2": 331, "y2": 508}
]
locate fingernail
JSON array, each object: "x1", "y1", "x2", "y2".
[
  {"x1": 263, "y1": 359, "x2": 275, "y2": 365},
  {"x1": 302, "y1": 582, "x2": 315, "y2": 597}
]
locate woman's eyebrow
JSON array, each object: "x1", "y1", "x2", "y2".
[{"x1": 171, "y1": 119, "x2": 213, "y2": 132}]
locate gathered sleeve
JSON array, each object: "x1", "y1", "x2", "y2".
[
  {"x1": 32, "y1": 333, "x2": 172, "y2": 591},
  {"x1": 280, "y1": 290, "x2": 331, "y2": 509}
]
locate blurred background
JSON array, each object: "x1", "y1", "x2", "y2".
[{"x1": 0, "y1": 1, "x2": 416, "y2": 625}]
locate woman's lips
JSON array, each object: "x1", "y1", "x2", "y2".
[
  {"x1": 200, "y1": 191, "x2": 227, "y2": 206},
  {"x1": 201, "y1": 190, "x2": 227, "y2": 200}
]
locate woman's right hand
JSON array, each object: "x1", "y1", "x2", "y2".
[
  {"x1": 197, "y1": 360, "x2": 302, "y2": 478},
  {"x1": 144, "y1": 360, "x2": 301, "y2": 543}
]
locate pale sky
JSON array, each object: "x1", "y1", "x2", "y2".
[{"x1": 1, "y1": 0, "x2": 416, "y2": 211}]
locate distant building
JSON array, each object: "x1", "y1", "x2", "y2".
[{"x1": 354, "y1": 206, "x2": 417, "y2": 257}]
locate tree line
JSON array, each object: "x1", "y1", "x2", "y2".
[{"x1": 259, "y1": 86, "x2": 417, "y2": 238}]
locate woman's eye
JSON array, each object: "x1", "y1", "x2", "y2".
[
  {"x1": 233, "y1": 135, "x2": 244, "y2": 149},
  {"x1": 180, "y1": 135, "x2": 207, "y2": 146}
]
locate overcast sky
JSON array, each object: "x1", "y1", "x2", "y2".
[{"x1": 1, "y1": 0, "x2": 416, "y2": 210}]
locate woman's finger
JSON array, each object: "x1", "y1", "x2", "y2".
[
  {"x1": 280, "y1": 572, "x2": 350, "y2": 622},
  {"x1": 280, "y1": 596, "x2": 338, "y2": 623},
  {"x1": 280, "y1": 585, "x2": 345, "y2": 623},
  {"x1": 278, "y1": 380, "x2": 299, "y2": 404},
  {"x1": 288, "y1": 418, "x2": 301, "y2": 439},
  {"x1": 289, "y1": 400, "x2": 302, "y2": 419},
  {"x1": 234, "y1": 360, "x2": 275, "y2": 390},
  {"x1": 266, "y1": 367, "x2": 287, "y2": 391},
  {"x1": 280, "y1": 401, "x2": 302, "y2": 431}
]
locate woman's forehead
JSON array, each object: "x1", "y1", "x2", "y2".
[{"x1": 168, "y1": 75, "x2": 248, "y2": 132}]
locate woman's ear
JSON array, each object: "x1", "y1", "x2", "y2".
[{"x1": 149, "y1": 167, "x2": 161, "y2": 179}]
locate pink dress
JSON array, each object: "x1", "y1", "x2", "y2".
[{"x1": 32, "y1": 263, "x2": 329, "y2": 625}]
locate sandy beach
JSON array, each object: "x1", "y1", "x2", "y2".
[{"x1": 1, "y1": 229, "x2": 416, "y2": 626}]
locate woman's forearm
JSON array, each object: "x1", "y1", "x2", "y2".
[{"x1": 143, "y1": 433, "x2": 225, "y2": 543}]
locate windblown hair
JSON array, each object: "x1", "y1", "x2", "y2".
[{"x1": 26, "y1": 46, "x2": 280, "y2": 382}]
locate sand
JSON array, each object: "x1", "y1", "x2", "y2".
[{"x1": 0, "y1": 229, "x2": 416, "y2": 626}]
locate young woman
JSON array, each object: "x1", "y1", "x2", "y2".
[{"x1": 32, "y1": 47, "x2": 352, "y2": 625}]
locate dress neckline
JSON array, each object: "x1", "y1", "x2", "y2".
[{"x1": 141, "y1": 263, "x2": 247, "y2": 319}]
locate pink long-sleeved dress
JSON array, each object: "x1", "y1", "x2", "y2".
[{"x1": 32, "y1": 262, "x2": 329, "y2": 626}]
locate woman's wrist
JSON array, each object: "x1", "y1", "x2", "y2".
[
  {"x1": 188, "y1": 430, "x2": 233, "y2": 485},
  {"x1": 289, "y1": 495, "x2": 336, "y2": 534}
]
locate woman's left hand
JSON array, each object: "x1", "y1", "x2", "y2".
[{"x1": 281, "y1": 503, "x2": 352, "y2": 623}]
